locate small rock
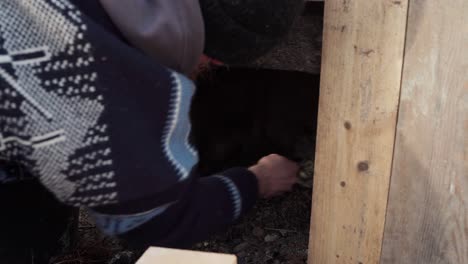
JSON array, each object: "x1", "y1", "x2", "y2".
[
  {"x1": 218, "y1": 247, "x2": 228, "y2": 253},
  {"x1": 298, "y1": 170, "x2": 309, "y2": 179},
  {"x1": 203, "y1": 242, "x2": 209, "y2": 246},
  {"x1": 297, "y1": 177, "x2": 313, "y2": 188},
  {"x1": 108, "y1": 251, "x2": 135, "y2": 264},
  {"x1": 237, "y1": 251, "x2": 247, "y2": 258},
  {"x1": 233, "y1": 242, "x2": 249, "y2": 253},
  {"x1": 252, "y1": 227, "x2": 264, "y2": 237},
  {"x1": 264, "y1": 234, "x2": 279, "y2": 242}
]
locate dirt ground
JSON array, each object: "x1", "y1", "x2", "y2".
[
  {"x1": 251, "y1": 2, "x2": 323, "y2": 74},
  {"x1": 192, "y1": 186, "x2": 312, "y2": 264}
]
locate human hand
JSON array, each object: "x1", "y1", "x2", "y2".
[{"x1": 248, "y1": 154, "x2": 299, "y2": 199}]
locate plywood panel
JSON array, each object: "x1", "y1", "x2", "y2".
[
  {"x1": 136, "y1": 247, "x2": 237, "y2": 264},
  {"x1": 381, "y1": 0, "x2": 468, "y2": 263},
  {"x1": 308, "y1": 1, "x2": 408, "y2": 263}
]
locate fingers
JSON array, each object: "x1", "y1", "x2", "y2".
[
  {"x1": 251, "y1": 153, "x2": 301, "y2": 199},
  {"x1": 260, "y1": 154, "x2": 299, "y2": 169}
]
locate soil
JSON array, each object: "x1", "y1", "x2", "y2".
[
  {"x1": 249, "y1": 2, "x2": 324, "y2": 74},
  {"x1": 192, "y1": 186, "x2": 312, "y2": 264}
]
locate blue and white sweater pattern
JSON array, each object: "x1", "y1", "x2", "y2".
[{"x1": 0, "y1": 0, "x2": 258, "y2": 247}]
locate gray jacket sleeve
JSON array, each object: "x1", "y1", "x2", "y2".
[{"x1": 99, "y1": 0, "x2": 205, "y2": 76}]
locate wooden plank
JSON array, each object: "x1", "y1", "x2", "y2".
[
  {"x1": 136, "y1": 247, "x2": 237, "y2": 264},
  {"x1": 308, "y1": 1, "x2": 408, "y2": 263},
  {"x1": 381, "y1": 0, "x2": 468, "y2": 263}
]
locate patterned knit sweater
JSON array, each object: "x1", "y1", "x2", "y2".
[{"x1": 0, "y1": 0, "x2": 258, "y2": 248}]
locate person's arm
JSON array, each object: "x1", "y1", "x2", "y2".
[
  {"x1": 89, "y1": 167, "x2": 258, "y2": 248},
  {"x1": 90, "y1": 154, "x2": 298, "y2": 248}
]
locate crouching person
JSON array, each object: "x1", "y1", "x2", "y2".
[{"x1": 0, "y1": 0, "x2": 302, "y2": 263}]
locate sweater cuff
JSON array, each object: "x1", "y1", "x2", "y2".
[{"x1": 215, "y1": 167, "x2": 259, "y2": 221}]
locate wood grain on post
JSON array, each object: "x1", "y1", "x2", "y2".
[
  {"x1": 308, "y1": 1, "x2": 408, "y2": 263},
  {"x1": 381, "y1": 0, "x2": 468, "y2": 263}
]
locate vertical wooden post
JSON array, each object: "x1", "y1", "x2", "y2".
[
  {"x1": 308, "y1": 1, "x2": 408, "y2": 263},
  {"x1": 381, "y1": 0, "x2": 468, "y2": 263}
]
